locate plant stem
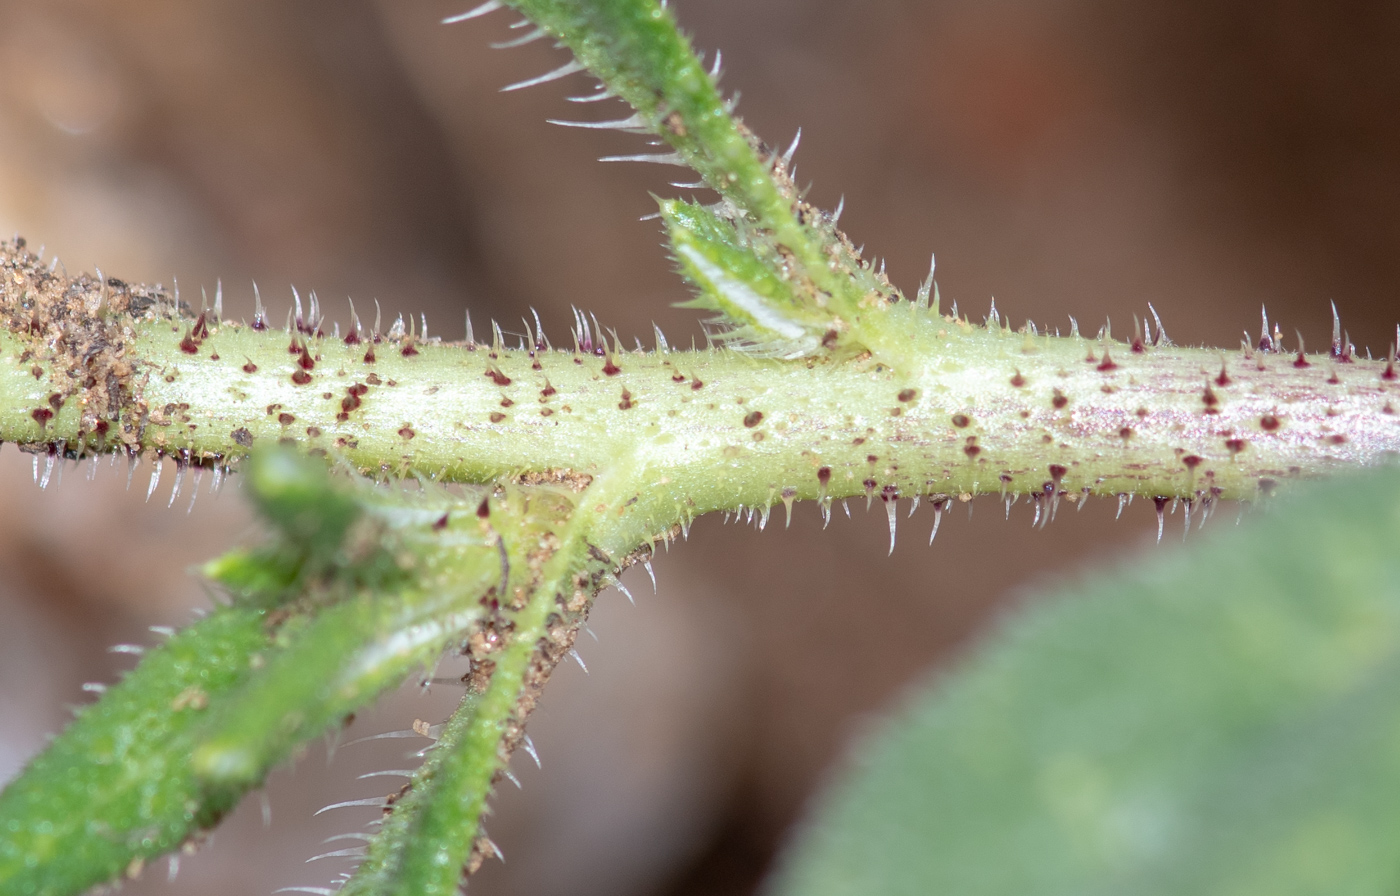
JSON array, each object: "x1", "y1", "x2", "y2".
[
  {"x1": 336, "y1": 457, "x2": 664, "y2": 894},
  {"x1": 3, "y1": 303, "x2": 1397, "y2": 509}
]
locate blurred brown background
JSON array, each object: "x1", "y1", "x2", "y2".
[{"x1": 2, "y1": 1, "x2": 1398, "y2": 894}]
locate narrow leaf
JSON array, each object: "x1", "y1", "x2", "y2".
[{"x1": 0, "y1": 607, "x2": 274, "y2": 896}]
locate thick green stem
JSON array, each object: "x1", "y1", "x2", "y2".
[{"x1": 3, "y1": 311, "x2": 1397, "y2": 508}]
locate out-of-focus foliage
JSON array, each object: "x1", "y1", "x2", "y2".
[{"x1": 775, "y1": 465, "x2": 1400, "y2": 896}]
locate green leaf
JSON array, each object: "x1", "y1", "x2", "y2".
[
  {"x1": 663, "y1": 199, "x2": 824, "y2": 357},
  {"x1": 203, "y1": 449, "x2": 377, "y2": 608},
  {"x1": 189, "y1": 574, "x2": 493, "y2": 789},
  {"x1": 499, "y1": 0, "x2": 805, "y2": 243},
  {"x1": 0, "y1": 449, "x2": 514, "y2": 895},
  {"x1": 772, "y1": 465, "x2": 1400, "y2": 896},
  {"x1": 0, "y1": 606, "x2": 274, "y2": 896},
  {"x1": 496, "y1": 0, "x2": 917, "y2": 361},
  {"x1": 191, "y1": 450, "x2": 505, "y2": 789}
]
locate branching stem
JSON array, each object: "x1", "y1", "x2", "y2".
[{"x1": 4, "y1": 0, "x2": 1399, "y2": 889}]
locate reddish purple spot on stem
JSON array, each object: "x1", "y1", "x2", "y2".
[
  {"x1": 291, "y1": 370, "x2": 312, "y2": 386},
  {"x1": 743, "y1": 411, "x2": 764, "y2": 428}
]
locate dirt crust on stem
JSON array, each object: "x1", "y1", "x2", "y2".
[{"x1": 0, "y1": 237, "x2": 180, "y2": 448}]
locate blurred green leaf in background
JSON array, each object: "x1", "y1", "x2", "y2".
[{"x1": 774, "y1": 464, "x2": 1400, "y2": 896}]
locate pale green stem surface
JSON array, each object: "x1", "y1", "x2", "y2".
[{"x1": 3, "y1": 319, "x2": 1397, "y2": 508}]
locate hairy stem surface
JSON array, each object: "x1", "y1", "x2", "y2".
[{"x1": 2, "y1": 265, "x2": 1396, "y2": 509}]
